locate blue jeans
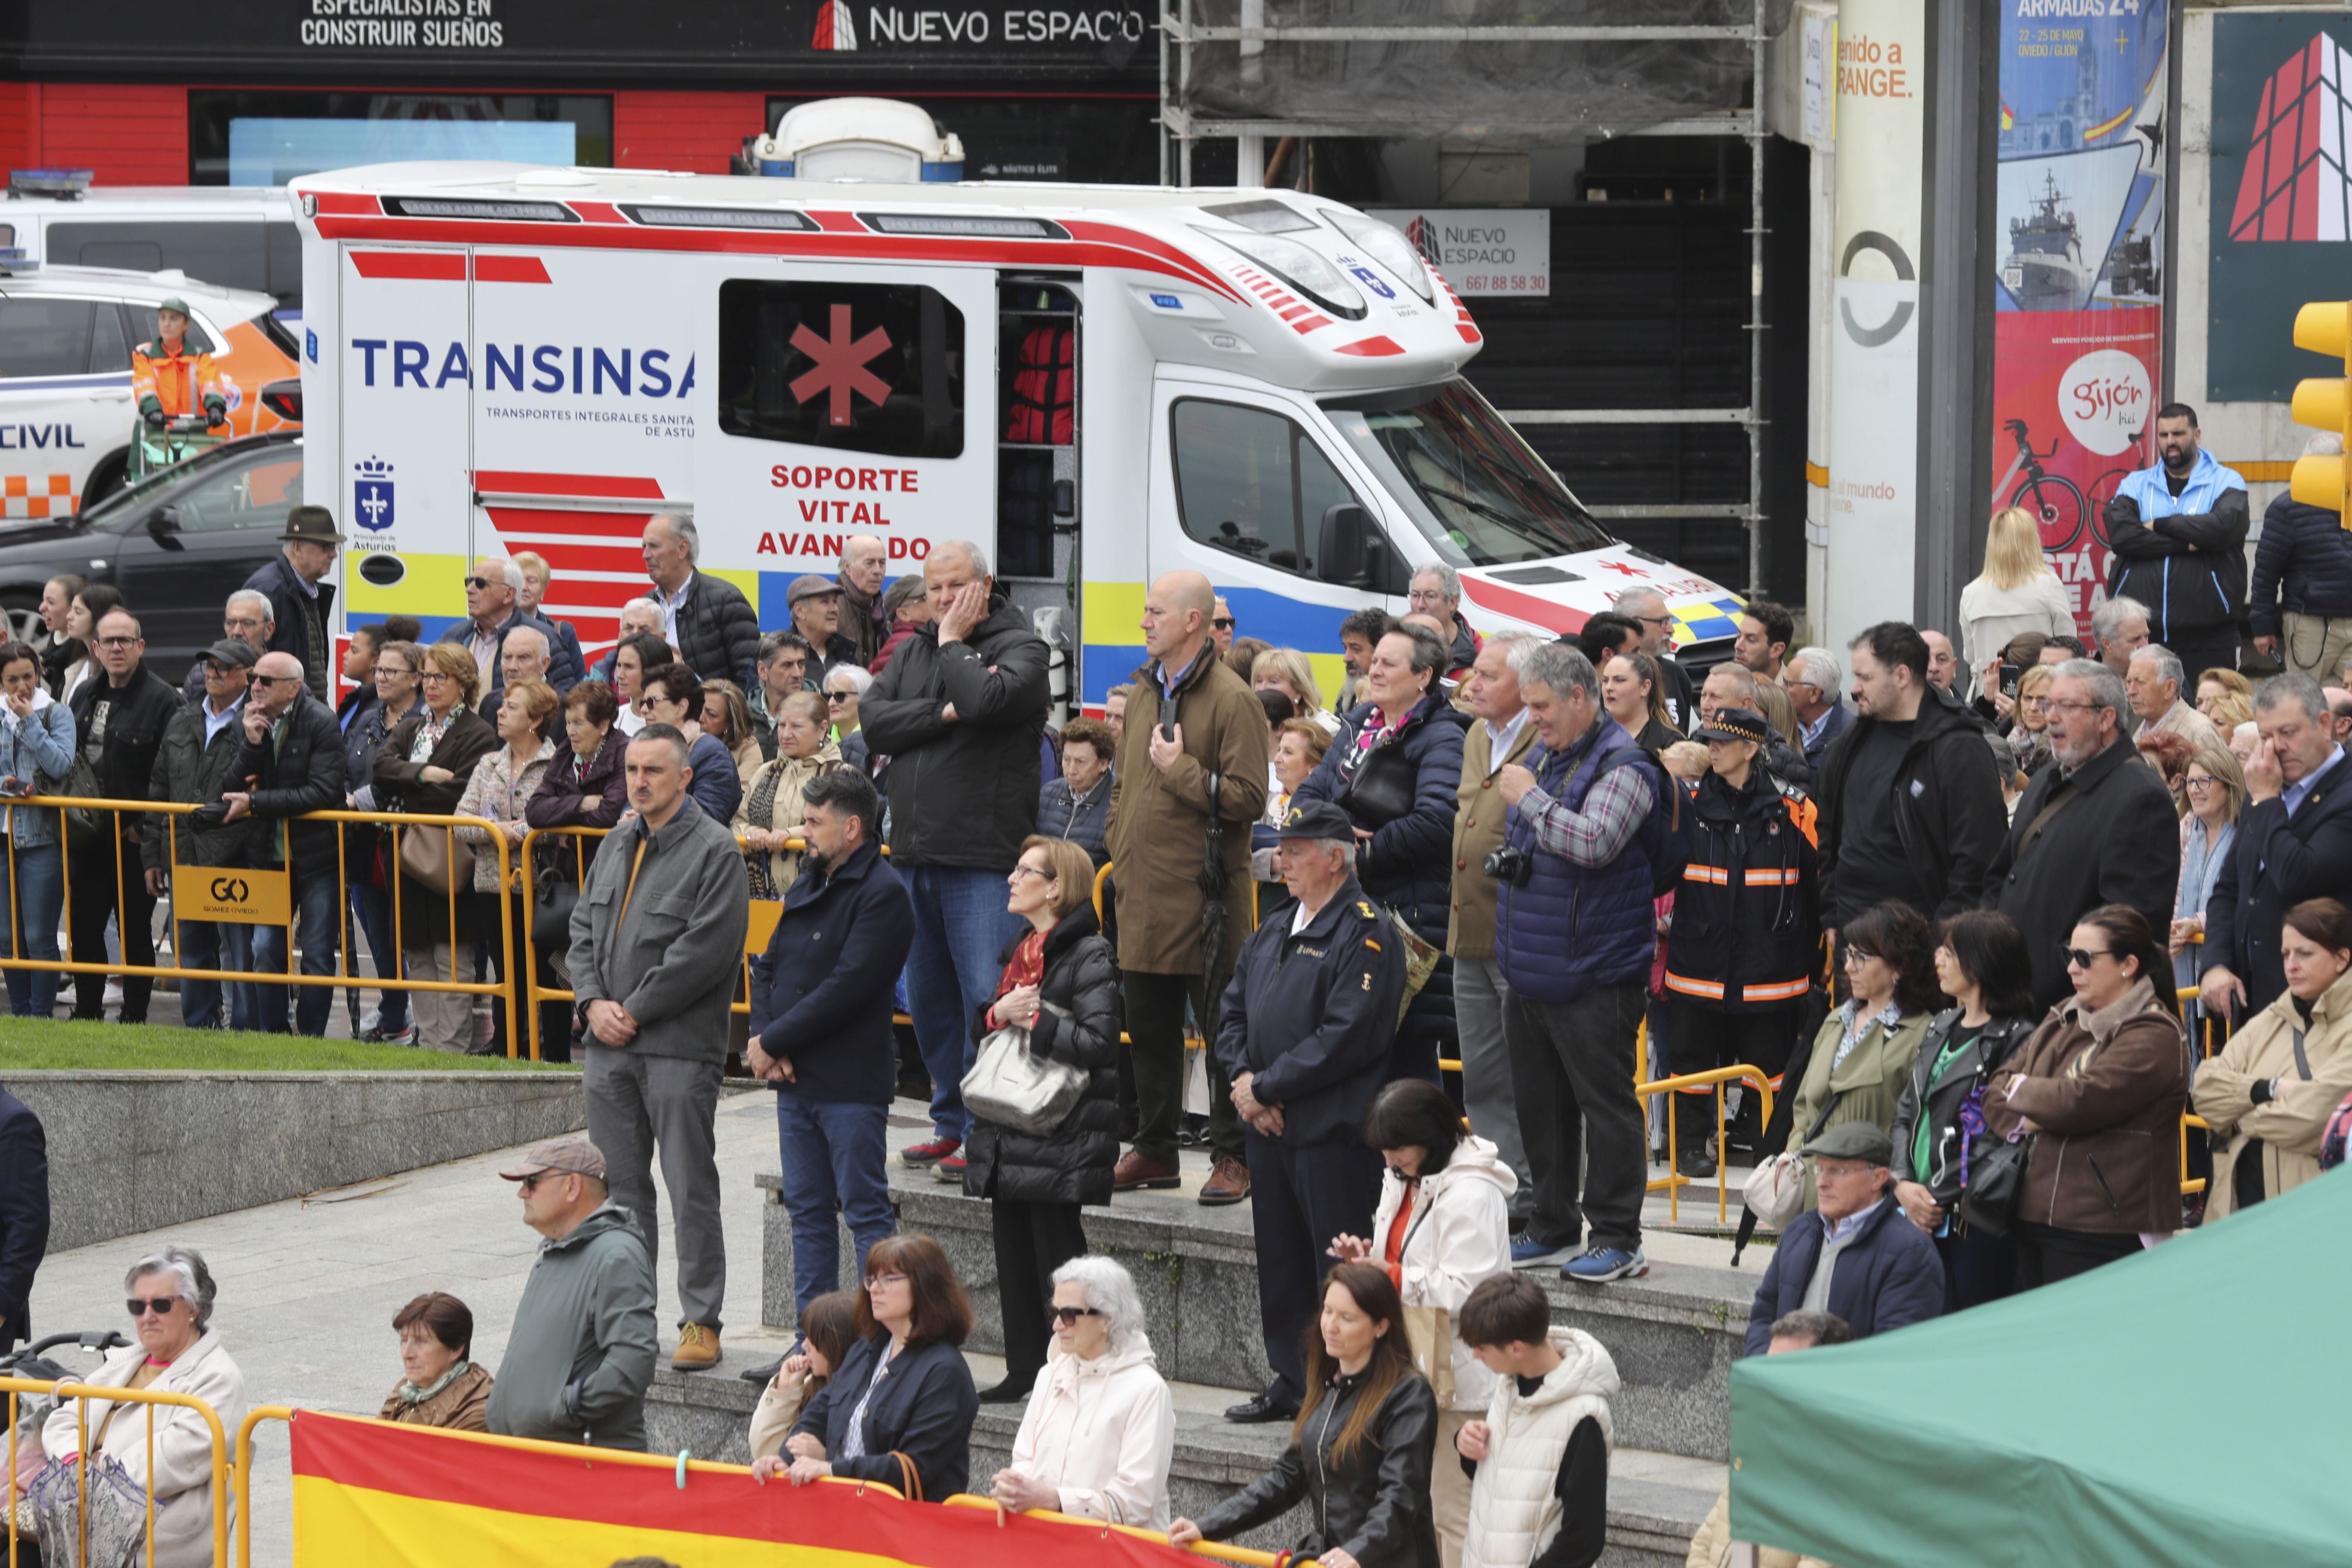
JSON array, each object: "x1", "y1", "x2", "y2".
[
  {"x1": 900, "y1": 863, "x2": 1025, "y2": 1140},
  {"x1": 0, "y1": 838, "x2": 63, "y2": 1018},
  {"x1": 349, "y1": 880, "x2": 407, "y2": 1032},
  {"x1": 178, "y1": 920, "x2": 260, "y2": 1031},
  {"x1": 252, "y1": 866, "x2": 340, "y2": 1036},
  {"x1": 773, "y1": 1092, "x2": 895, "y2": 1319}
]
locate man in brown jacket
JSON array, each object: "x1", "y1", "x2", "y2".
[
  {"x1": 1449, "y1": 631, "x2": 1540, "y2": 1232},
  {"x1": 1106, "y1": 571, "x2": 1270, "y2": 1201}
]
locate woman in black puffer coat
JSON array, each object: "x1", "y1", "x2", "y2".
[
  {"x1": 1292, "y1": 624, "x2": 1468, "y2": 1085},
  {"x1": 964, "y1": 833, "x2": 1122, "y2": 1404}
]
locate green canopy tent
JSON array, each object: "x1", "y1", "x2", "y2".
[{"x1": 1728, "y1": 1168, "x2": 2352, "y2": 1567}]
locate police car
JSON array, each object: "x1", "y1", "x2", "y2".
[{"x1": 0, "y1": 262, "x2": 301, "y2": 517}]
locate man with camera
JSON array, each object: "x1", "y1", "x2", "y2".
[{"x1": 1493, "y1": 643, "x2": 1666, "y2": 1284}]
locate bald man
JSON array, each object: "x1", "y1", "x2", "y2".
[
  {"x1": 1921, "y1": 630, "x2": 1960, "y2": 695},
  {"x1": 1106, "y1": 571, "x2": 1269, "y2": 1200},
  {"x1": 837, "y1": 534, "x2": 890, "y2": 666},
  {"x1": 231, "y1": 650, "x2": 347, "y2": 1035},
  {"x1": 438, "y1": 554, "x2": 584, "y2": 699}
]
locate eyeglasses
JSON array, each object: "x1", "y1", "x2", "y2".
[
  {"x1": 1211, "y1": 616, "x2": 1235, "y2": 630},
  {"x1": 374, "y1": 667, "x2": 412, "y2": 680},
  {"x1": 1843, "y1": 947, "x2": 1882, "y2": 965},
  {"x1": 2042, "y1": 698, "x2": 2098, "y2": 717},
  {"x1": 864, "y1": 1271, "x2": 908, "y2": 1290},
  {"x1": 2184, "y1": 775, "x2": 2221, "y2": 793},
  {"x1": 420, "y1": 671, "x2": 459, "y2": 683},
  {"x1": 97, "y1": 635, "x2": 140, "y2": 649},
  {"x1": 1048, "y1": 1305, "x2": 1104, "y2": 1325},
  {"x1": 2061, "y1": 945, "x2": 2115, "y2": 969},
  {"x1": 1632, "y1": 613, "x2": 1674, "y2": 630},
  {"x1": 1009, "y1": 864, "x2": 1053, "y2": 882},
  {"x1": 125, "y1": 1296, "x2": 181, "y2": 1318},
  {"x1": 250, "y1": 674, "x2": 294, "y2": 687}
]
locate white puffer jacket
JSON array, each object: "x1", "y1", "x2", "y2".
[
  {"x1": 1366, "y1": 1135, "x2": 1517, "y2": 1411},
  {"x1": 40, "y1": 1329, "x2": 250, "y2": 1568},
  {"x1": 1460, "y1": 1328, "x2": 1618, "y2": 1568},
  {"x1": 1008, "y1": 1335, "x2": 1176, "y2": 1530}
]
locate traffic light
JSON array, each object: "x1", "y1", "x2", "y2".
[{"x1": 2291, "y1": 300, "x2": 2352, "y2": 522}]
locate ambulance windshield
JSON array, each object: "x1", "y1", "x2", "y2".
[{"x1": 1323, "y1": 380, "x2": 1614, "y2": 567}]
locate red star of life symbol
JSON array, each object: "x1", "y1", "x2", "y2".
[{"x1": 789, "y1": 303, "x2": 893, "y2": 426}]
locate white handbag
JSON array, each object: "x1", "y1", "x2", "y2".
[
  {"x1": 1740, "y1": 1090, "x2": 1847, "y2": 1231},
  {"x1": 960, "y1": 1001, "x2": 1085, "y2": 1135}
]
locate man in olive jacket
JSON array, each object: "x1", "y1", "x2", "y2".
[
  {"x1": 488, "y1": 1136, "x2": 658, "y2": 1449},
  {"x1": 858, "y1": 540, "x2": 1050, "y2": 1164},
  {"x1": 568, "y1": 725, "x2": 749, "y2": 1372},
  {"x1": 1106, "y1": 571, "x2": 1269, "y2": 1199}
]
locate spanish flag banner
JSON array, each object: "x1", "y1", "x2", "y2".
[{"x1": 289, "y1": 1410, "x2": 1195, "y2": 1568}]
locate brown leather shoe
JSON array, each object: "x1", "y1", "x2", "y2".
[
  {"x1": 671, "y1": 1323, "x2": 721, "y2": 1371},
  {"x1": 1112, "y1": 1150, "x2": 1182, "y2": 1191},
  {"x1": 1198, "y1": 1155, "x2": 1251, "y2": 1206}
]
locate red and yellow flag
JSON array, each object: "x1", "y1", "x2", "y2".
[{"x1": 290, "y1": 1411, "x2": 1197, "y2": 1568}]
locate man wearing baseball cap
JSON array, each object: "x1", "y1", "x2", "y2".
[
  {"x1": 485, "y1": 1136, "x2": 659, "y2": 1451},
  {"x1": 143, "y1": 638, "x2": 262, "y2": 1030},
  {"x1": 132, "y1": 299, "x2": 226, "y2": 433},
  {"x1": 240, "y1": 505, "x2": 343, "y2": 704},
  {"x1": 1741, "y1": 1122, "x2": 1944, "y2": 1354},
  {"x1": 785, "y1": 573, "x2": 859, "y2": 682},
  {"x1": 1211, "y1": 798, "x2": 1406, "y2": 1423}
]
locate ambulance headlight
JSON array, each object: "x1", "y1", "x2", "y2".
[
  {"x1": 1321, "y1": 208, "x2": 1436, "y2": 305},
  {"x1": 1200, "y1": 229, "x2": 1366, "y2": 320}
]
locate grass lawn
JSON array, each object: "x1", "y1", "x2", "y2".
[{"x1": 0, "y1": 1019, "x2": 577, "y2": 1072}]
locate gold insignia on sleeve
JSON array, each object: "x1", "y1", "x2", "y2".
[
  {"x1": 1356, "y1": 901, "x2": 1376, "y2": 918},
  {"x1": 1364, "y1": 938, "x2": 1382, "y2": 952}
]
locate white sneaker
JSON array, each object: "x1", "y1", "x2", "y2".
[{"x1": 103, "y1": 980, "x2": 124, "y2": 1007}]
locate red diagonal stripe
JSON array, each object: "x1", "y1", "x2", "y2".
[
  {"x1": 351, "y1": 251, "x2": 465, "y2": 281},
  {"x1": 1460, "y1": 573, "x2": 1586, "y2": 634},
  {"x1": 476, "y1": 254, "x2": 552, "y2": 284},
  {"x1": 475, "y1": 470, "x2": 668, "y2": 499}
]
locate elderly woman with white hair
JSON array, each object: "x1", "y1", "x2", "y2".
[
  {"x1": 987, "y1": 1256, "x2": 1176, "y2": 1531},
  {"x1": 39, "y1": 1245, "x2": 249, "y2": 1568}
]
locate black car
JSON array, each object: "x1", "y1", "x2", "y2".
[{"x1": 0, "y1": 431, "x2": 303, "y2": 675}]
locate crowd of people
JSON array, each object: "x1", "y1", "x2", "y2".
[{"x1": 7, "y1": 398, "x2": 2352, "y2": 1567}]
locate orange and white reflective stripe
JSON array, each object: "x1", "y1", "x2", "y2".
[
  {"x1": 0, "y1": 474, "x2": 77, "y2": 518},
  {"x1": 1743, "y1": 867, "x2": 1799, "y2": 886},
  {"x1": 1682, "y1": 865, "x2": 1730, "y2": 885},
  {"x1": 1662, "y1": 971, "x2": 1724, "y2": 999},
  {"x1": 1740, "y1": 977, "x2": 1812, "y2": 1003}
]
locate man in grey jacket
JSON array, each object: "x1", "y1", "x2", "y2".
[
  {"x1": 567, "y1": 724, "x2": 750, "y2": 1372},
  {"x1": 487, "y1": 1136, "x2": 658, "y2": 1449}
]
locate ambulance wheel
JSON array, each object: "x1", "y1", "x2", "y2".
[
  {"x1": 81, "y1": 450, "x2": 129, "y2": 508},
  {"x1": 0, "y1": 591, "x2": 39, "y2": 646}
]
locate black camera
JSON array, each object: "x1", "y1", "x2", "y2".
[{"x1": 1483, "y1": 846, "x2": 1534, "y2": 887}]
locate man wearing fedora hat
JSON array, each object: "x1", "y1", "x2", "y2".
[{"x1": 242, "y1": 505, "x2": 343, "y2": 704}]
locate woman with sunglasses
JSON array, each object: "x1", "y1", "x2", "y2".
[
  {"x1": 781, "y1": 1233, "x2": 979, "y2": 1503},
  {"x1": 1984, "y1": 905, "x2": 2190, "y2": 1287},
  {"x1": 1783, "y1": 901, "x2": 1940, "y2": 1210},
  {"x1": 1887, "y1": 910, "x2": 2040, "y2": 1308},
  {"x1": 963, "y1": 835, "x2": 1121, "y2": 1401},
  {"x1": 988, "y1": 1256, "x2": 1175, "y2": 1530},
  {"x1": 824, "y1": 664, "x2": 875, "y2": 776},
  {"x1": 38, "y1": 1246, "x2": 247, "y2": 1568}
]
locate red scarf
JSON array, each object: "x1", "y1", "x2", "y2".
[{"x1": 986, "y1": 929, "x2": 1048, "y2": 1029}]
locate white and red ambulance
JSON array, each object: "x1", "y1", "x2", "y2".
[{"x1": 288, "y1": 151, "x2": 1742, "y2": 707}]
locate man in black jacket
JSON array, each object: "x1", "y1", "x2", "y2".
[
  {"x1": 1213, "y1": 801, "x2": 1405, "y2": 1423},
  {"x1": 240, "y1": 505, "x2": 343, "y2": 704},
  {"x1": 146, "y1": 639, "x2": 262, "y2": 1029},
  {"x1": 859, "y1": 541, "x2": 1050, "y2": 1170},
  {"x1": 1984, "y1": 659, "x2": 2180, "y2": 1009},
  {"x1": 70, "y1": 609, "x2": 183, "y2": 1022},
  {"x1": 437, "y1": 557, "x2": 585, "y2": 700},
  {"x1": 0, "y1": 1084, "x2": 46, "y2": 1353},
  {"x1": 233, "y1": 652, "x2": 348, "y2": 1035},
  {"x1": 2202, "y1": 674, "x2": 2352, "y2": 1019},
  {"x1": 1816, "y1": 622, "x2": 2006, "y2": 942},
  {"x1": 640, "y1": 514, "x2": 761, "y2": 687},
  {"x1": 747, "y1": 768, "x2": 914, "y2": 1318},
  {"x1": 2250, "y1": 435, "x2": 2352, "y2": 682}
]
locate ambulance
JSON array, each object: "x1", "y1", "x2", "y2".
[{"x1": 288, "y1": 154, "x2": 1743, "y2": 708}]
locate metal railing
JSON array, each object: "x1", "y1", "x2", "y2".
[
  {"x1": 0, "y1": 794, "x2": 522, "y2": 1051},
  {"x1": 5, "y1": 1371, "x2": 232, "y2": 1568}
]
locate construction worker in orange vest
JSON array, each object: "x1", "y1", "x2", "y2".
[{"x1": 132, "y1": 298, "x2": 227, "y2": 429}]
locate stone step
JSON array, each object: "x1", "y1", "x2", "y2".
[
  {"x1": 753, "y1": 1138, "x2": 1760, "y2": 1461},
  {"x1": 645, "y1": 1351, "x2": 1720, "y2": 1568}
]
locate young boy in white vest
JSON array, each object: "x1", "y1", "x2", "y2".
[{"x1": 1453, "y1": 1274, "x2": 1620, "y2": 1568}]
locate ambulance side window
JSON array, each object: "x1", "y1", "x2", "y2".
[
  {"x1": 0, "y1": 299, "x2": 95, "y2": 380},
  {"x1": 717, "y1": 279, "x2": 964, "y2": 459},
  {"x1": 1170, "y1": 398, "x2": 1366, "y2": 579}
]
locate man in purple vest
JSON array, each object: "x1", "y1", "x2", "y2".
[{"x1": 1495, "y1": 642, "x2": 1663, "y2": 1283}]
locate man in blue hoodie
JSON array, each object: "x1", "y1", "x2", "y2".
[{"x1": 2103, "y1": 403, "x2": 2250, "y2": 685}]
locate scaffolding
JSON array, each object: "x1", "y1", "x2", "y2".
[{"x1": 1159, "y1": 0, "x2": 1774, "y2": 594}]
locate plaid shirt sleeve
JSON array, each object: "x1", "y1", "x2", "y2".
[{"x1": 1517, "y1": 762, "x2": 1656, "y2": 868}]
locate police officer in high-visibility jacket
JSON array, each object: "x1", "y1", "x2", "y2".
[{"x1": 131, "y1": 298, "x2": 227, "y2": 430}]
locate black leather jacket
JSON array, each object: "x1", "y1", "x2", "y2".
[
  {"x1": 1887, "y1": 1008, "x2": 2039, "y2": 1204},
  {"x1": 1193, "y1": 1370, "x2": 1439, "y2": 1568}
]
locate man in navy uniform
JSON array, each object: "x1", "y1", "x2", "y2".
[{"x1": 1213, "y1": 799, "x2": 1406, "y2": 1423}]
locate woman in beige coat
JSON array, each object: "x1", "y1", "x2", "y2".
[
  {"x1": 734, "y1": 689, "x2": 842, "y2": 898},
  {"x1": 2194, "y1": 899, "x2": 2352, "y2": 1219}
]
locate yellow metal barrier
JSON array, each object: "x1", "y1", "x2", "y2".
[
  {"x1": 5, "y1": 1371, "x2": 231, "y2": 1568},
  {"x1": 939, "y1": 1492, "x2": 1310, "y2": 1567},
  {"x1": 1, "y1": 795, "x2": 523, "y2": 1054},
  {"x1": 2183, "y1": 1113, "x2": 2211, "y2": 1197}
]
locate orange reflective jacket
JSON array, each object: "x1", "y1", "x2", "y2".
[{"x1": 132, "y1": 339, "x2": 221, "y2": 419}]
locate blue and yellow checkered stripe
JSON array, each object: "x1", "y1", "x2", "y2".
[{"x1": 1670, "y1": 595, "x2": 1745, "y2": 647}]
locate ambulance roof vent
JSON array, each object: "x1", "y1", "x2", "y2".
[
  {"x1": 8, "y1": 168, "x2": 92, "y2": 199},
  {"x1": 751, "y1": 98, "x2": 965, "y2": 184}
]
